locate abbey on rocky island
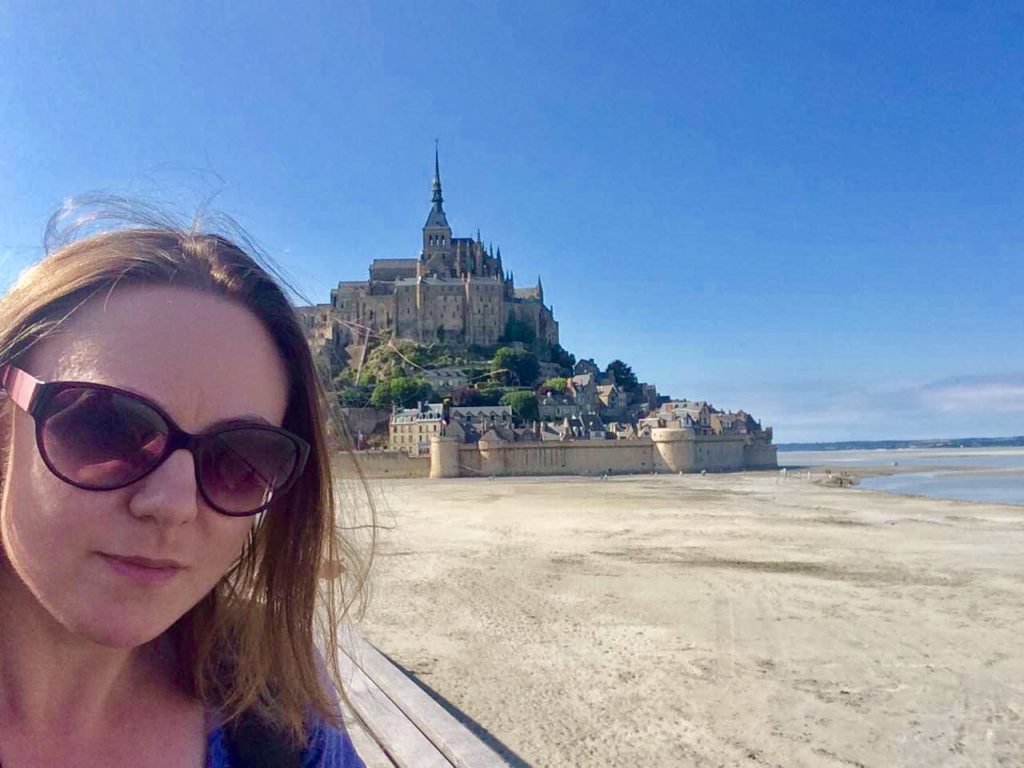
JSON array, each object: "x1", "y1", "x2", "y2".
[{"x1": 312, "y1": 149, "x2": 558, "y2": 353}]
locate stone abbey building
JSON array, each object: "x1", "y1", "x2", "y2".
[{"x1": 326, "y1": 150, "x2": 559, "y2": 348}]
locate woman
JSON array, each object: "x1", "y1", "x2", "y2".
[{"x1": 0, "y1": 205, "x2": 369, "y2": 766}]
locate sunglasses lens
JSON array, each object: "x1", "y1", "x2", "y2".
[
  {"x1": 40, "y1": 387, "x2": 169, "y2": 488},
  {"x1": 198, "y1": 428, "x2": 301, "y2": 514}
]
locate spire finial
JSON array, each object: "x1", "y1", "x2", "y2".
[{"x1": 431, "y1": 140, "x2": 444, "y2": 211}]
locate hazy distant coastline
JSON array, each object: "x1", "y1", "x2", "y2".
[
  {"x1": 778, "y1": 435, "x2": 1024, "y2": 452},
  {"x1": 779, "y1": 445, "x2": 1024, "y2": 506}
]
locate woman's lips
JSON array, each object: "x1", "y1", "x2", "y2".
[{"x1": 99, "y1": 553, "x2": 184, "y2": 585}]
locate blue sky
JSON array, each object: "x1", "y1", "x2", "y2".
[{"x1": 1, "y1": 1, "x2": 1021, "y2": 442}]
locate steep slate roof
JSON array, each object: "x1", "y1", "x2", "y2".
[
  {"x1": 391, "y1": 404, "x2": 444, "y2": 424},
  {"x1": 570, "y1": 373, "x2": 594, "y2": 388},
  {"x1": 478, "y1": 428, "x2": 505, "y2": 444},
  {"x1": 450, "y1": 405, "x2": 513, "y2": 421},
  {"x1": 370, "y1": 258, "x2": 418, "y2": 282},
  {"x1": 539, "y1": 423, "x2": 565, "y2": 441},
  {"x1": 424, "y1": 207, "x2": 449, "y2": 229},
  {"x1": 422, "y1": 367, "x2": 468, "y2": 379}
]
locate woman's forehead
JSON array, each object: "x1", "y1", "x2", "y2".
[{"x1": 29, "y1": 287, "x2": 290, "y2": 430}]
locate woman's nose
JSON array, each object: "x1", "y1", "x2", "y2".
[{"x1": 127, "y1": 449, "x2": 200, "y2": 526}]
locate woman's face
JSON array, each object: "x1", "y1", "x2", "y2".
[{"x1": 0, "y1": 286, "x2": 290, "y2": 648}]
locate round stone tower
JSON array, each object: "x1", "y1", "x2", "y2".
[
  {"x1": 429, "y1": 435, "x2": 460, "y2": 479},
  {"x1": 651, "y1": 428, "x2": 694, "y2": 473}
]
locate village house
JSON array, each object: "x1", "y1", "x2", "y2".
[
  {"x1": 449, "y1": 405, "x2": 514, "y2": 443},
  {"x1": 711, "y1": 410, "x2": 754, "y2": 435},
  {"x1": 450, "y1": 404, "x2": 513, "y2": 425},
  {"x1": 607, "y1": 422, "x2": 638, "y2": 440},
  {"x1": 538, "y1": 392, "x2": 580, "y2": 421},
  {"x1": 567, "y1": 372, "x2": 599, "y2": 411},
  {"x1": 662, "y1": 400, "x2": 714, "y2": 435},
  {"x1": 539, "y1": 422, "x2": 567, "y2": 442},
  {"x1": 555, "y1": 412, "x2": 607, "y2": 441},
  {"x1": 477, "y1": 422, "x2": 541, "y2": 445},
  {"x1": 596, "y1": 383, "x2": 628, "y2": 421},
  {"x1": 389, "y1": 403, "x2": 445, "y2": 456},
  {"x1": 420, "y1": 366, "x2": 469, "y2": 395}
]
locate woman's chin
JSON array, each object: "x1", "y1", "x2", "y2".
[{"x1": 63, "y1": 609, "x2": 179, "y2": 649}]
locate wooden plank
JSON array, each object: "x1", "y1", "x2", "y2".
[
  {"x1": 343, "y1": 637, "x2": 508, "y2": 768},
  {"x1": 342, "y1": 714, "x2": 397, "y2": 768},
  {"x1": 338, "y1": 650, "x2": 455, "y2": 768}
]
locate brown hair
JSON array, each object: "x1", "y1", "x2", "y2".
[{"x1": 0, "y1": 201, "x2": 373, "y2": 743}]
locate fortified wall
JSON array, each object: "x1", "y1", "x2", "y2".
[
  {"x1": 334, "y1": 450, "x2": 432, "y2": 480},
  {"x1": 429, "y1": 430, "x2": 777, "y2": 479}
]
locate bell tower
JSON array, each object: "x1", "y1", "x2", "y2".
[{"x1": 421, "y1": 142, "x2": 453, "y2": 275}]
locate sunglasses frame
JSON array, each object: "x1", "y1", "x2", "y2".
[{"x1": 0, "y1": 364, "x2": 310, "y2": 517}]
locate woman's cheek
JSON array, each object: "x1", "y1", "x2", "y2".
[{"x1": 203, "y1": 514, "x2": 256, "y2": 575}]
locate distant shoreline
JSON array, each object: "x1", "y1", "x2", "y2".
[
  {"x1": 778, "y1": 446, "x2": 1024, "y2": 506},
  {"x1": 777, "y1": 435, "x2": 1024, "y2": 451}
]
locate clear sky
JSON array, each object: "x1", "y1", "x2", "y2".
[{"x1": 1, "y1": 1, "x2": 1021, "y2": 442}]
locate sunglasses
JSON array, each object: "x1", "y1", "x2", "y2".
[{"x1": 0, "y1": 365, "x2": 310, "y2": 517}]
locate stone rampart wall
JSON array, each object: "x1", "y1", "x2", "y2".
[
  {"x1": 433, "y1": 433, "x2": 777, "y2": 478},
  {"x1": 328, "y1": 436, "x2": 776, "y2": 481},
  {"x1": 462, "y1": 440, "x2": 658, "y2": 477},
  {"x1": 743, "y1": 441, "x2": 779, "y2": 469},
  {"x1": 333, "y1": 450, "x2": 431, "y2": 480}
]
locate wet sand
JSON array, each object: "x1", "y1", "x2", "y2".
[{"x1": 355, "y1": 471, "x2": 1024, "y2": 767}]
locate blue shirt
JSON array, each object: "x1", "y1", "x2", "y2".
[{"x1": 205, "y1": 718, "x2": 366, "y2": 767}]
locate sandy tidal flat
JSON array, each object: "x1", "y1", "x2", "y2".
[{"x1": 356, "y1": 472, "x2": 1023, "y2": 767}]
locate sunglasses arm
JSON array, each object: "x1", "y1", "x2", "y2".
[{"x1": 0, "y1": 365, "x2": 42, "y2": 414}]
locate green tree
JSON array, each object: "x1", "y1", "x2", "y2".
[
  {"x1": 337, "y1": 384, "x2": 375, "y2": 407},
  {"x1": 450, "y1": 386, "x2": 483, "y2": 407},
  {"x1": 477, "y1": 383, "x2": 505, "y2": 406},
  {"x1": 606, "y1": 359, "x2": 639, "y2": 393},
  {"x1": 370, "y1": 375, "x2": 434, "y2": 409},
  {"x1": 333, "y1": 368, "x2": 355, "y2": 388},
  {"x1": 500, "y1": 390, "x2": 539, "y2": 423},
  {"x1": 334, "y1": 366, "x2": 376, "y2": 388},
  {"x1": 541, "y1": 377, "x2": 568, "y2": 393},
  {"x1": 550, "y1": 344, "x2": 576, "y2": 375},
  {"x1": 492, "y1": 346, "x2": 540, "y2": 387}
]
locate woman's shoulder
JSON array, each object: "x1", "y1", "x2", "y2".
[
  {"x1": 205, "y1": 715, "x2": 366, "y2": 768},
  {"x1": 301, "y1": 714, "x2": 366, "y2": 768}
]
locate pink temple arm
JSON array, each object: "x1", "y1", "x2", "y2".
[{"x1": 0, "y1": 365, "x2": 42, "y2": 413}]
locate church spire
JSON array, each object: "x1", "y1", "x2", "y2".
[
  {"x1": 431, "y1": 140, "x2": 444, "y2": 212},
  {"x1": 423, "y1": 141, "x2": 450, "y2": 232}
]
